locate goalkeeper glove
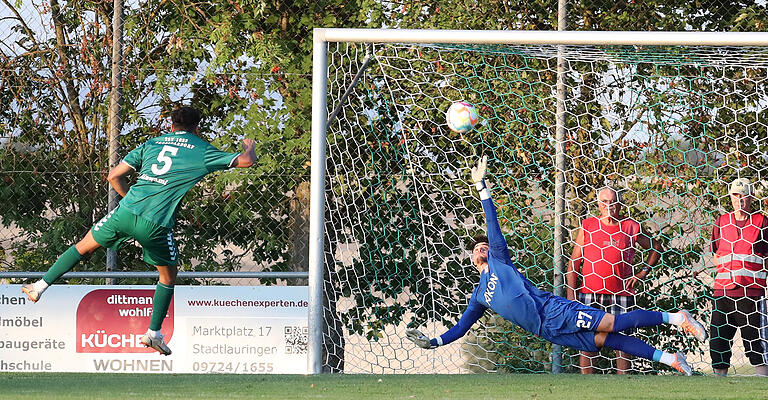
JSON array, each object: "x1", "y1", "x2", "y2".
[
  {"x1": 406, "y1": 329, "x2": 439, "y2": 349},
  {"x1": 471, "y1": 155, "x2": 488, "y2": 190}
]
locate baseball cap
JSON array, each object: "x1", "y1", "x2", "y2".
[{"x1": 729, "y1": 178, "x2": 753, "y2": 196}]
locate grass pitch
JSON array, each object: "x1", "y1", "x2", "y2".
[{"x1": 1, "y1": 373, "x2": 767, "y2": 399}]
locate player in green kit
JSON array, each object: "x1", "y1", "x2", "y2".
[{"x1": 22, "y1": 107, "x2": 256, "y2": 355}]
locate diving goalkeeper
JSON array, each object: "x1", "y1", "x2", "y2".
[{"x1": 406, "y1": 156, "x2": 706, "y2": 375}]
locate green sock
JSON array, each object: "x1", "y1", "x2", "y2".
[
  {"x1": 42, "y1": 245, "x2": 83, "y2": 284},
  {"x1": 149, "y1": 283, "x2": 174, "y2": 331}
]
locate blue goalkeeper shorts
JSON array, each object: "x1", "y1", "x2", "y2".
[{"x1": 539, "y1": 296, "x2": 606, "y2": 352}]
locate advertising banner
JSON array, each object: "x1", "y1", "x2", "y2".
[{"x1": 0, "y1": 285, "x2": 308, "y2": 373}]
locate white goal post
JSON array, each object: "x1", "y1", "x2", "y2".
[{"x1": 309, "y1": 29, "x2": 768, "y2": 374}]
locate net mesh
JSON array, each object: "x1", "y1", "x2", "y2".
[{"x1": 322, "y1": 41, "x2": 768, "y2": 374}]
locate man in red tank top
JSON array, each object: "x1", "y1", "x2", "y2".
[
  {"x1": 566, "y1": 187, "x2": 663, "y2": 374},
  {"x1": 710, "y1": 178, "x2": 768, "y2": 376}
]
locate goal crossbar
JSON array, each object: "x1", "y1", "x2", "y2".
[{"x1": 315, "y1": 28, "x2": 768, "y2": 46}]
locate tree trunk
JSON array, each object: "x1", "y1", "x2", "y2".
[{"x1": 50, "y1": 0, "x2": 89, "y2": 160}]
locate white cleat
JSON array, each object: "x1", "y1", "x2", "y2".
[
  {"x1": 140, "y1": 334, "x2": 172, "y2": 356},
  {"x1": 21, "y1": 284, "x2": 41, "y2": 303},
  {"x1": 670, "y1": 351, "x2": 692, "y2": 376},
  {"x1": 679, "y1": 309, "x2": 707, "y2": 342}
]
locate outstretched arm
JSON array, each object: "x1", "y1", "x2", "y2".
[
  {"x1": 232, "y1": 139, "x2": 257, "y2": 168},
  {"x1": 406, "y1": 299, "x2": 486, "y2": 349},
  {"x1": 471, "y1": 156, "x2": 511, "y2": 263}
]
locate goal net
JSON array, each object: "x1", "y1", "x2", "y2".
[{"x1": 315, "y1": 31, "x2": 768, "y2": 375}]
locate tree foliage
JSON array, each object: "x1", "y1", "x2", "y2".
[{"x1": 0, "y1": 0, "x2": 367, "y2": 282}]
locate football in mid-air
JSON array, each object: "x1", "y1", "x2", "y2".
[{"x1": 445, "y1": 101, "x2": 479, "y2": 133}]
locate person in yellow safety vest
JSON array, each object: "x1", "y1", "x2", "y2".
[{"x1": 710, "y1": 177, "x2": 768, "y2": 377}]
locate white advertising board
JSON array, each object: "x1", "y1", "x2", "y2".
[{"x1": 0, "y1": 285, "x2": 308, "y2": 373}]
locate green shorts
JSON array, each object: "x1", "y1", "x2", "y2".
[{"x1": 91, "y1": 205, "x2": 178, "y2": 266}]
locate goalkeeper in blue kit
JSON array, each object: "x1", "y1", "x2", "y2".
[{"x1": 406, "y1": 156, "x2": 706, "y2": 375}]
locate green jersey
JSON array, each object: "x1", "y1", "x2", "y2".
[{"x1": 119, "y1": 131, "x2": 239, "y2": 227}]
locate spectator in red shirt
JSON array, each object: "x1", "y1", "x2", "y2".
[
  {"x1": 709, "y1": 177, "x2": 768, "y2": 377},
  {"x1": 566, "y1": 187, "x2": 663, "y2": 374}
]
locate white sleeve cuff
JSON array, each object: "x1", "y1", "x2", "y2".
[
  {"x1": 475, "y1": 181, "x2": 485, "y2": 191},
  {"x1": 436, "y1": 336, "x2": 443, "y2": 346},
  {"x1": 478, "y1": 188, "x2": 490, "y2": 200},
  {"x1": 228, "y1": 153, "x2": 240, "y2": 168}
]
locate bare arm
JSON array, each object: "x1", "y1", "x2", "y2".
[
  {"x1": 627, "y1": 227, "x2": 663, "y2": 289},
  {"x1": 636, "y1": 228, "x2": 663, "y2": 270},
  {"x1": 566, "y1": 227, "x2": 584, "y2": 300},
  {"x1": 232, "y1": 139, "x2": 257, "y2": 168},
  {"x1": 106, "y1": 162, "x2": 134, "y2": 197}
]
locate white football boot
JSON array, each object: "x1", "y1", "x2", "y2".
[{"x1": 140, "y1": 333, "x2": 172, "y2": 356}]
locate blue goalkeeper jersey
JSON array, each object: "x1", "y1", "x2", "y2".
[{"x1": 437, "y1": 188, "x2": 556, "y2": 346}]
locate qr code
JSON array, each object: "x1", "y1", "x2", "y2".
[{"x1": 284, "y1": 326, "x2": 308, "y2": 354}]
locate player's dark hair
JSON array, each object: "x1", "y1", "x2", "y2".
[
  {"x1": 170, "y1": 106, "x2": 202, "y2": 132},
  {"x1": 470, "y1": 235, "x2": 489, "y2": 250}
]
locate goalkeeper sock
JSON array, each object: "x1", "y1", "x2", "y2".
[
  {"x1": 612, "y1": 310, "x2": 663, "y2": 332},
  {"x1": 656, "y1": 351, "x2": 676, "y2": 366},
  {"x1": 42, "y1": 245, "x2": 83, "y2": 285},
  {"x1": 603, "y1": 333, "x2": 656, "y2": 361},
  {"x1": 662, "y1": 312, "x2": 685, "y2": 326},
  {"x1": 149, "y1": 283, "x2": 174, "y2": 331}
]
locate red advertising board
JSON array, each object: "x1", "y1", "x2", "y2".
[{"x1": 76, "y1": 289, "x2": 174, "y2": 353}]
